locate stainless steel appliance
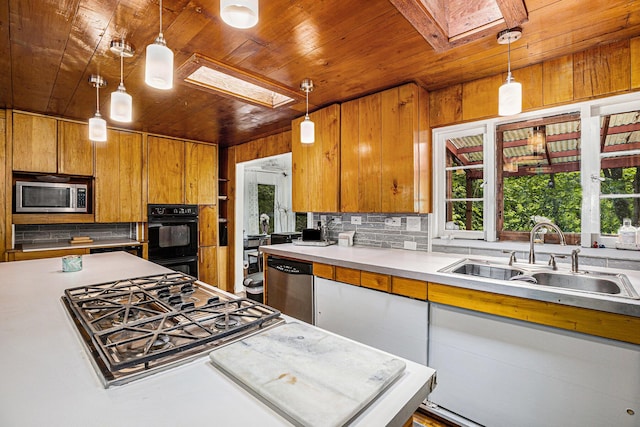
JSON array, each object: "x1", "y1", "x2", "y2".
[
  {"x1": 266, "y1": 256, "x2": 313, "y2": 323},
  {"x1": 148, "y1": 204, "x2": 199, "y2": 277},
  {"x1": 270, "y1": 232, "x2": 302, "y2": 245},
  {"x1": 15, "y1": 180, "x2": 88, "y2": 213},
  {"x1": 61, "y1": 271, "x2": 283, "y2": 387}
]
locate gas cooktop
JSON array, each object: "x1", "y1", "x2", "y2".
[{"x1": 61, "y1": 272, "x2": 283, "y2": 387}]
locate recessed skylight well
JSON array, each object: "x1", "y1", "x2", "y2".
[{"x1": 176, "y1": 54, "x2": 303, "y2": 109}]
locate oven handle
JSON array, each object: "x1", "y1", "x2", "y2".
[{"x1": 148, "y1": 217, "x2": 197, "y2": 224}]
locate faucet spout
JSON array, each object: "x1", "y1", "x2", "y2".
[{"x1": 529, "y1": 222, "x2": 566, "y2": 264}]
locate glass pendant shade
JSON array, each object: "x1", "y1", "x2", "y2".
[
  {"x1": 110, "y1": 84, "x2": 132, "y2": 122},
  {"x1": 300, "y1": 116, "x2": 315, "y2": 144},
  {"x1": 89, "y1": 113, "x2": 107, "y2": 142},
  {"x1": 220, "y1": 0, "x2": 259, "y2": 29},
  {"x1": 145, "y1": 37, "x2": 174, "y2": 89},
  {"x1": 498, "y1": 74, "x2": 522, "y2": 116}
]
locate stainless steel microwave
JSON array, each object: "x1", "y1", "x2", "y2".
[{"x1": 15, "y1": 181, "x2": 88, "y2": 213}]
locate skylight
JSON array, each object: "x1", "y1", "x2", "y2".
[{"x1": 176, "y1": 54, "x2": 303, "y2": 109}]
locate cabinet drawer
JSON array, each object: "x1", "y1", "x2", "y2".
[
  {"x1": 392, "y1": 277, "x2": 427, "y2": 300},
  {"x1": 361, "y1": 271, "x2": 391, "y2": 292},
  {"x1": 335, "y1": 266, "x2": 360, "y2": 286},
  {"x1": 313, "y1": 263, "x2": 334, "y2": 280}
]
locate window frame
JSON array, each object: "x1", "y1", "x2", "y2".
[{"x1": 432, "y1": 91, "x2": 640, "y2": 247}]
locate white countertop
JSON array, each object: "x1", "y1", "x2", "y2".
[
  {"x1": 20, "y1": 238, "x2": 142, "y2": 252},
  {"x1": 260, "y1": 244, "x2": 640, "y2": 317},
  {"x1": 0, "y1": 252, "x2": 434, "y2": 427}
]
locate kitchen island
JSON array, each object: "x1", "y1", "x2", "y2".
[{"x1": 0, "y1": 252, "x2": 435, "y2": 427}]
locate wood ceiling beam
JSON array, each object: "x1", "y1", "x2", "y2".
[
  {"x1": 494, "y1": 0, "x2": 528, "y2": 28},
  {"x1": 387, "y1": 0, "x2": 450, "y2": 53}
]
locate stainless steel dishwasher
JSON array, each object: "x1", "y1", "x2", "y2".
[{"x1": 266, "y1": 256, "x2": 313, "y2": 323}]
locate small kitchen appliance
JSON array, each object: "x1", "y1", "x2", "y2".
[{"x1": 15, "y1": 180, "x2": 88, "y2": 213}]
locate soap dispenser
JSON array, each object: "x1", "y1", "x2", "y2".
[{"x1": 618, "y1": 218, "x2": 637, "y2": 245}]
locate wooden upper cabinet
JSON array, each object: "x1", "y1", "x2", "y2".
[
  {"x1": 341, "y1": 83, "x2": 429, "y2": 213},
  {"x1": 57, "y1": 121, "x2": 94, "y2": 176},
  {"x1": 12, "y1": 113, "x2": 57, "y2": 173},
  {"x1": 148, "y1": 136, "x2": 186, "y2": 204},
  {"x1": 291, "y1": 104, "x2": 341, "y2": 213},
  {"x1": 12, "y1": 113, "x2": 94, "y2": 175},
  {"x1": 186, "y1": 142, "x2": 218, "y2": 205},
  {"x1": 95, "y1": 130, "x2": 143, "y2": 222}
]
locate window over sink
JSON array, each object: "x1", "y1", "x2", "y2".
[{"x1": 434, "y1": 91, "x2": 640, "y2": 247}]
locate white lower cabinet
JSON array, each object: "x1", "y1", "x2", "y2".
[
  {"x1": 428, "y1": 303, "x2": 640, "y2": 427},
  {"x1": 314, "y1": 277, "x2": 428, "y2": 365}
]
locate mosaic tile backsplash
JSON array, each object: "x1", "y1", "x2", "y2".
[
  {"x1": 15, "y1": 223, "x2": 134, "y2": 245},
  {"x1": 313, "y1": 213, "x2": 429, "y2": 251}
]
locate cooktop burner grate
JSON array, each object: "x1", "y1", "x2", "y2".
[{"x1": 62, "y1": 272, "x2": 282, "y2": 387}]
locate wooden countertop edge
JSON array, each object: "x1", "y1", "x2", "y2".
[{"x1": 428, "y1": 282, "x2": 640, "y2": 345}]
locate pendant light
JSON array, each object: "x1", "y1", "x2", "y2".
[
  {"x1": 88, "y1": 75, "x2": 107, "y2": 142},
  {"x1": 300, "y1": 79, "x2": 314, "y2": 144},
  {"x1": 528, "y1": 125, "x2": 546, "y2": 155},
  {"x1": 109, "y1": 39, "x2": 134, "y2": 122},
  {"x1": 497, "y1": 27, "x2": 522, "y2": 116},
  {"x1": 220, "y1": 0, "x2": 259, "y2": 29},
  {"x1": 145, "y1": 0, "x2": 173, "y2": 90}
]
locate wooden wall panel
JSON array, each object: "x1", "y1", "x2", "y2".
[
  {"x1": 631, "y1": 37, "x2": 640, "y2": 90},
  {"x1": 543, "y1": 55, "x2": 574, "y2": 106},
  {"x1": 516, "y1": 63, "x2": 543, "y2": 111},
  {"x1": 429, "y1": 85, "x2": 462, "y2": 127},
  {"x1": 462, "y1": 74, "x2": 502, "y2": 121},
  {"x1": 234, "y1": 131, "x2": 292, "y2": 164},
  {"x1": 573, "y1": 40, "x2": 630, "y2": 100}
]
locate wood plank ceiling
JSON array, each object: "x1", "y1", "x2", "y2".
[{"x1": 0, "y1": 0, "x2": 639, "y2": 146}]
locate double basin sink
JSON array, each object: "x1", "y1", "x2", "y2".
[{"x1": 440, "y1": 258, "x2": 639, "y2": 299}]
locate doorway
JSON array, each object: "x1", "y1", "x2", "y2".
[{"x1": 234, "y1": 153, "x2": 295, "y2": 292}]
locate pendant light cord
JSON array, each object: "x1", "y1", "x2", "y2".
[
  {"x1": 305, "y1": 89, "x2": 309, "y2": 118},
  {"x1": 120, "y1": 54, "x2": 124, "y2": 85},
  {"x1": 507, "y1": 32, "x2": 512, "y2": 75},
  {"x1": 159, "y1": 0, "x2": 163, "y2": 36},
  {"x1": 95, "y1": 82, "x2": 100, "y2": 114}
]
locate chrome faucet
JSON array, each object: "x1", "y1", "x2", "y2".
[
  {"x1": 571, "y1": 248, "x2": 580, "y2": 273},
  {"x1": 529, "y1": 222, "x2": 566, "y2": 264}
]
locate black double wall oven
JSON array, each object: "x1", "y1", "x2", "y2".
[{"x1": 148, "y1": 204, "x2": 199, "y2": 277}]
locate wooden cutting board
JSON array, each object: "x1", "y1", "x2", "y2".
[{"x1": 209, "y1": 322, "x2": 406, "y2": 427}]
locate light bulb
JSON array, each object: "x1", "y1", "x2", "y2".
[
  {"x1": 110, "y1": 84, "x2": 132, "y2": 122},
  {"x1": 145, "y1": 37, "x2": 174, "y2": 90},
  {"x1": 89, "y1": 113, "x2": 107, "y2": 142},
  {"x1": 220, "y1": 0, "x2": 259, "y2": 29},
  {"x1": 498, "y1": 74, "x2": 522, "y2": 116},
  {"x1": 300, "y1": 116, "x2": 315, "y2": 144}
]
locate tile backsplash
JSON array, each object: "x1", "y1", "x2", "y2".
[
  {"x1": 313, "y1": 213, "x2": 430, "y2": 251},
  {"x1": 15, "y1": 223, "x2": 134, "y2": 245}
]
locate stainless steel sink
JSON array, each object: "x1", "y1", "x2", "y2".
[
  {"x1": 531, "y1": 271, "x2": 639, "y2": 299},
  {"x1": 440, "y1": 258, "x2": 640, "y2": 299},
  {"x1": 441, "y1": 259, "x2": 525, "y2": 280}
]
